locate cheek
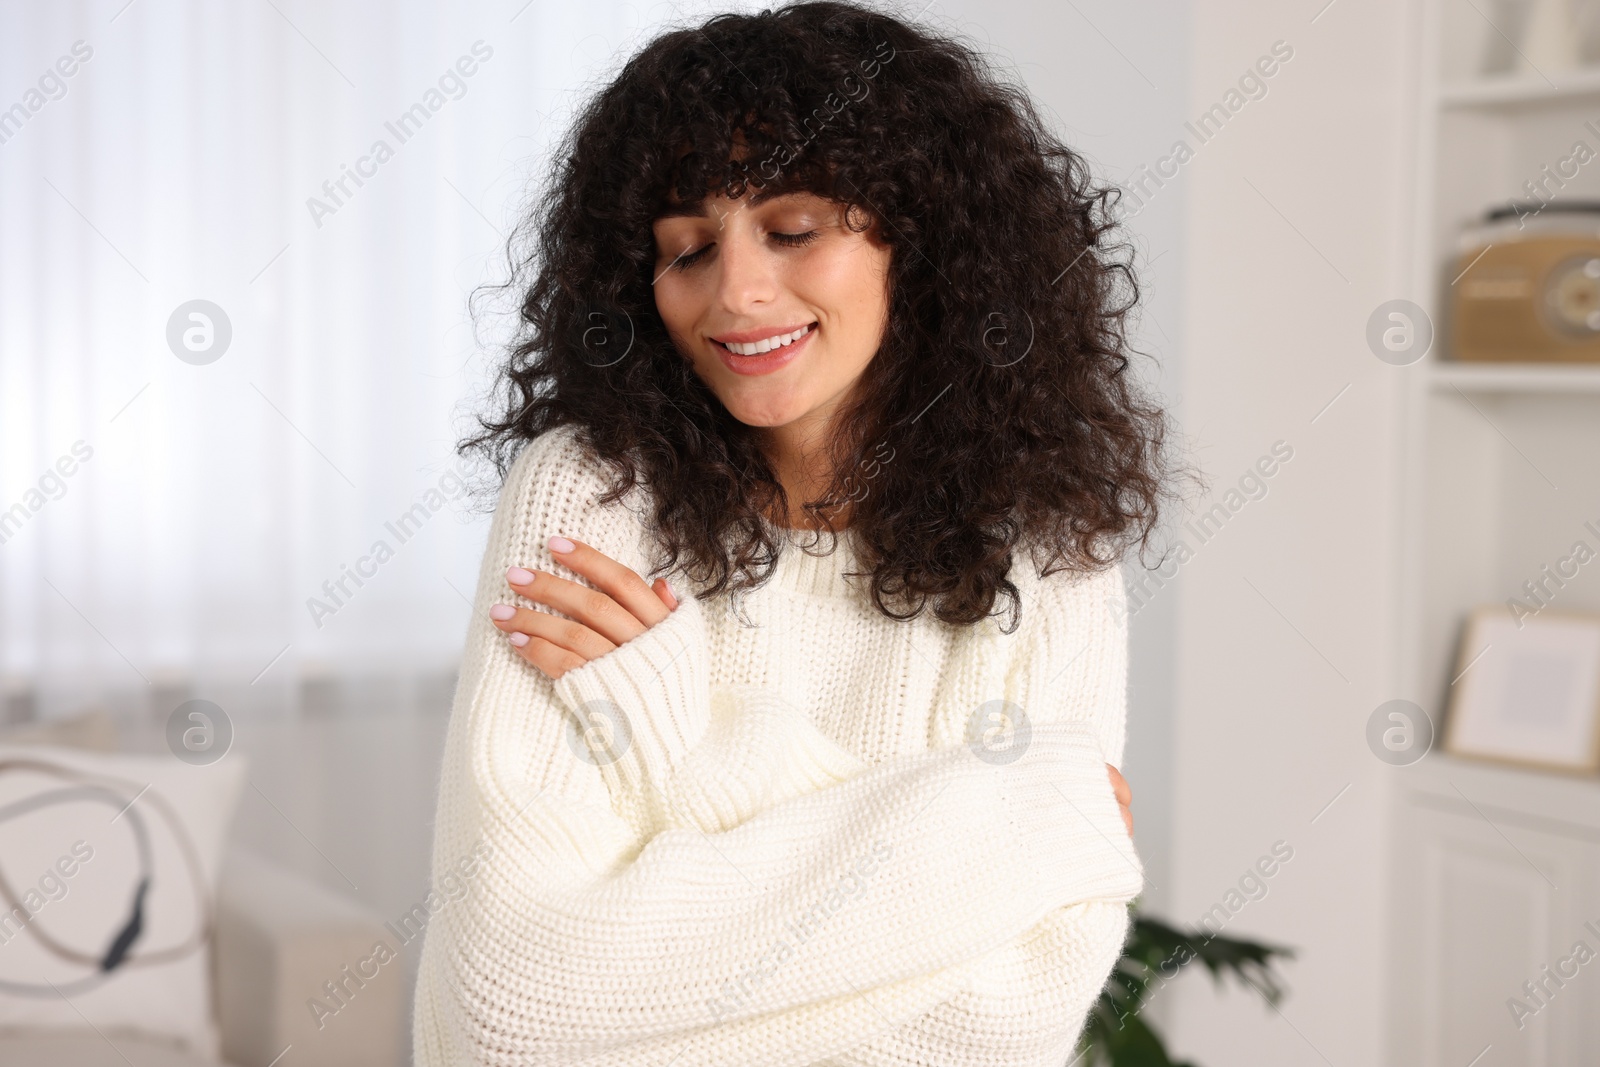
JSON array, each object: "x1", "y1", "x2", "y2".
[
  {"x1": 805, "y1": 246, "x2": 891, "y2": 338},
  {"x1": 836, "y1": 250, "x2": 892, "y2": 344},
  {"x1": 652, "y1": 277, "x2": 688, "y2": 329},
  {"x1": 653, "y1": 278, "x2": 703, "y2": 352}
]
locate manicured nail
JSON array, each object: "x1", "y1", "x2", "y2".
[
  {"x1": 507, "y1": 632, "x2": 529, "y2": 647},
  {"x1": 489, "y1": 604, "x2": 516, "y2": 621},
  {"x1": 548, "y1": 535, "x2": 576, "y2": 554},
  {"x1": 507, "y1": 566, "x2": 535, "y2": 585},
  {"x1": 664, "y1": 579, "x2": 678, "y2": 606}
]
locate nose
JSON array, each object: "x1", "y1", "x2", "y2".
[{"x1": 712, "y1": 220, "x2": 778, "y2": 316}]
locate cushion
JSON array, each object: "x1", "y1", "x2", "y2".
[{"x1": 0, "y1": 742, "x2": 247, "y2": 1060}]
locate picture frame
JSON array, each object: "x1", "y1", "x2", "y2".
[{"x1": 1443, "y1": 606, "x2": 1600, "y2": 774}]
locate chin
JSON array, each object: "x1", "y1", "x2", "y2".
[
  {"x1": 724, "y1": 403, "x2": 800, "y2": 429},
  {"x1": 716, "y1": 394, "x2": 805, "y2": 429},
  {"x1": 709, "y1": 382, "x2": 805, "y2": 429}
]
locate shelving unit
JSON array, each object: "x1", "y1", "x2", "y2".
[
  {"x1": 1386, "y1": 4, "x2": 1600, "y2": 1065},
  {"x1": 1428, "y1": 362, "x2": 1600, "y2": 394}
]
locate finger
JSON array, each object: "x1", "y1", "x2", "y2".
[
  {"x1": 546, "y1": 536, "x2": 672, "y2": 634},
  {"x1": 1106, "y1": 764, "x2": 1132, "y2": 807},
  {"x1": 1121, "y1": 805, "x2": 1134, "y2": 836},
  {"x1": 653, "y1": 577, "x2": 678, "y2": 611},
  {"x1": 490, "y1": 604, "x2": 618, "y2": 662},
  {"x1": 507, "y1": 565, "x2": 647, "y2": 648},
  {"x1": 516, "y1": 632, "x2": 594, "y2": 681}
]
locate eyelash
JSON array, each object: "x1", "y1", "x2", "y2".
[{"x1": 669, "y1": 230, "x2": 820, "y2": 271}]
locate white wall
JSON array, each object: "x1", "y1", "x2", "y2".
[{"x1": 1164, "y1": 0, "x2": 1416, "y2": 1062}]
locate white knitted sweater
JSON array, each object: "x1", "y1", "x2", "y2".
[{"x1": 412, "y1": 424, "x2": 1143, "y2": 1067}]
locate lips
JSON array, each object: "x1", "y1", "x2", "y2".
[
  {"x1": 712, "y1": 321, "x2": 816, "y2": 377},
  {"x1": 712, "y1": 321, "x2": 817, "y2": 355}
]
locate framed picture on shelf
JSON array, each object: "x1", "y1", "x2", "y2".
[{"x1": 1444, "y1": 606, "x2": 1600, "y2": 773}]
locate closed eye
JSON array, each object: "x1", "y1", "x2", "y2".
[
  {"x1": 668, "y1": 245, "x2": 712, "y2": 271},
  {"x1": 663, "y1": 230, "x2": 821, "y2": 273},
  {"x1": 770, "y1": 230, "x2": 820, "y2": 248}
]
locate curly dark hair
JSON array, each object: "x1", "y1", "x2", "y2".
[{"x1": 460, "y1": 0, "x2": 1173, "y2": 631}]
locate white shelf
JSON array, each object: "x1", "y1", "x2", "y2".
[
  {"x1": 1439, "y1": 65, "x2": 1600, "y2": 109},
  {"x1": 1428, "y1": 362, "x2": 1600, "y2": 394},
  {"x1": 1404, "y1": 752, "x2": 1600, "y2": 839}
]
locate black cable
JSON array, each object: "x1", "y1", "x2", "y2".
[{"x1": 0, "y1": 759, "x2": 209, "y2": 997}]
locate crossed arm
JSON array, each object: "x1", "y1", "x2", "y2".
[{"x1": 490, "y1": 533, "x2": 1131, "y2": 838}]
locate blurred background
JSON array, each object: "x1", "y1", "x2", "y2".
[{"x1": 3, "y1": 0, "x2": 1599, "y2": 1065}]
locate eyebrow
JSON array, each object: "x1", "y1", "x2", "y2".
[{"x1": 652, "y1": 186, "x2": 810, "y2": 222}]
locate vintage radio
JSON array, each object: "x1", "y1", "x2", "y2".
[{"x1": 1449, "y1": 202, "x2": 1600, "y2": 363}]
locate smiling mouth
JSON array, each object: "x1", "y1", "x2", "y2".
[{"x1": 715, "y1": 322, "x2": 817, "y2": 356}]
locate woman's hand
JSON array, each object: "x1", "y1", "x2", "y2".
[
  {"x1": 490, "y1": 535, "x2": 679, "y2": 681},
  {"x1": 1107, "y1": 764, "x2": 1133, "y2": 836}
]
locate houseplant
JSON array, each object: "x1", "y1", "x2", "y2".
[{"x1": 1075, "y1": 911, "x2": 1295, "y2": 1066}]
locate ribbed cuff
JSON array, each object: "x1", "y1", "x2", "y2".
[
  {"x1": 550, "y1": 591, "x2": 712, "y2": 792},
  {"x1": 994, "y1": 722, "x2": 1145, "y2": 910}
]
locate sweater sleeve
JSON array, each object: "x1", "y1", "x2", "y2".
[
  {"x1": 411, "y1": 429, "x2": 1144, "y2": 1067},
  {"x1": 819, "y1": 563, "x2": 1139, "y2": 1067}
]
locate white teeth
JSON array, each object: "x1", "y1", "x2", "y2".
[{"x1": 723, "y1": 323, "x2": 812, "y2": 356}]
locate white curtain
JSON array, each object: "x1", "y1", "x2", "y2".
[
  {"x1": 0, "y1": 0, "x2": 733, "y2": 718},
  {"x1": 0, "y1": 0, "x2": 753, "y2": 930}
]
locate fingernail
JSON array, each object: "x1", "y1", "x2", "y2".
[
  {"x1": 548, "y1": 535, "x2": 575, "y2": 554},
  {"x1": 507, "y1": 566, "x2": 535, "y2": 585},
  {"x1": 664, "y1": 579, "x2": 678, "y2": 606},
  {"x1": 508, "y1": 632, "x2": 529, "y2": 647},
  {"x1": 489, "y1": 604, "x2": 516, "y2": 621}
]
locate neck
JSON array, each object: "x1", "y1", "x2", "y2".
[{"x1": 761, "y1": 418, "x2": 850, "y2": 532}]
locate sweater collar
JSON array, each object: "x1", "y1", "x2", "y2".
[{"x1": 763, "y1": 519, "x2": 864, "y2": 600}]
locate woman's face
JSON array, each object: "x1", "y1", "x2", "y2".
[{"x1": 651, "y1": 190, "x2": 892, "y2": 434}]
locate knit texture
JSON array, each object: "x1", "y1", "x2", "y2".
[{"x1": 412, "y1": 424, "x2": 1143, "y2": 1067}]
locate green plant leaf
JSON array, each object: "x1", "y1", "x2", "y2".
[{"x1": 1075, "y1": 907, "x2": 1295, "y2": 1067}]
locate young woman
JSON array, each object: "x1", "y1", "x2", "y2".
[{"x1": 414, "y1": 3, "x2": 1169, "y2": 1064}]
